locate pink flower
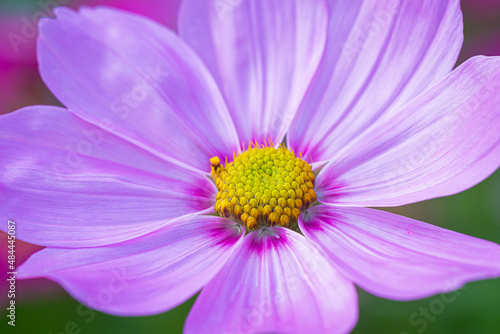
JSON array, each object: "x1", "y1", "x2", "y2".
[{"x1": 1, "y1": 1, "x2": 500, "y2": 333}]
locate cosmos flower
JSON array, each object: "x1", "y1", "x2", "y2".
[{"x1": 1, "y1": 1, "x2": 500, "y2": 333}]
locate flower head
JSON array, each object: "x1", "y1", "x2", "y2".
[
  {"x1": 1, "y1": 1, "x2": 500, "y2": 333},
  {"x1": 211, "y1": 142, "x2": 317, "y2": 230}
]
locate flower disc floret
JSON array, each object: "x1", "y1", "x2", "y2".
[{"x1": 210, "y1": 143, "x2": 316, "y2": 230}]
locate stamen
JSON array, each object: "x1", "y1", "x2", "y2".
[{"x1": 210, "y1": 142, "x2": 316, "y2": 230}]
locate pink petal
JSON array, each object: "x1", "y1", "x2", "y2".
[
  {"x1": 316, "y1": 56, "x2": 500, "y2": 206},
  {"x1": 0, "y1": 106, "x2": 215, "y2": 247},
  {"x1": 288, "y1": 0, "x2": 463, "y2": 162},
  {"x1": 300, "y1": 205, "x2": 500, "y2": 300},
  {"x1": 37, "y1": 7, "x2": 239, "y2": 172},
  {"x1": 17, "y1": 215, "x2": 244, "y2": 316},
  {"x1": 185, "y1": 227, "x2": 358, "y2": 334},
  {"x1": 179, "y1": 0, "x2": 328, "y2": 144},
  {"x1": 86, "y1": 0, "x2": 181, "y2": 29}
]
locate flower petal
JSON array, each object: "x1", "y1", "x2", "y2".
[
  {"x1": 0, "y1": 106, "x2": 215, "y2": 247},
  {"x1": 185, "y1": 227, "x2": 358, "y2": 334},
  {"x1": 17, "y1": 215, "x2": 244, "y2": 316},
  {"x1": 300, "y1": 205, "x2": 500, "y2": 300},
  {"x1": 179, "y1": 0, "x2": 328, "y2": 144},
  {"x1": 86, "y1": 0, "x2": 181, "y2": 29},
  {"x1": 38, "y1": 6, "x2": 239, "y2": 171},
  {"x1": 288, "y1": 0, "x2": 463, "y2": 162},
  {"x1": 316, "y1": 56, "x2": 500, "y2": 206}
]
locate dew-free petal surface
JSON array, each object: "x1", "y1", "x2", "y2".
[
  {"x1": 316, "y1": 56, "x2": 500, "y2": 206},
  {"x1": 179, "y1": 0, "x2": 328, "y2": 144},
  {"x1": 38, "y1": 6, "x2": 239, "y2": 172},
  {"x1": 288, "y1": 0, "x2": 463, "y2": 163},
  {"x1": 185, "y1": 227, "x2": 358, "y2": 334},
  {"x1": 300, "y1": 205, "x2": 500, "y2": 300},
  {"x1": 17, "y1": 215, "x2": 244, "y2": 316},
  {"x1": 0, "y1": 106, "x2": 215, "y2": 247}
]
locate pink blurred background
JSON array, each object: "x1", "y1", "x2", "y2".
[{"x1": 0, "y1": 0, "x2": 181, "y2": 116}]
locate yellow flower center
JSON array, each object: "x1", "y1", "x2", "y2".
[{"x1": 210, "y1": 142, "x2": 316, "y2": 230}]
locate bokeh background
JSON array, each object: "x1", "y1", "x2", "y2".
[{"x1": 1, "y1": 0, "x2": 499, "y2": 333}]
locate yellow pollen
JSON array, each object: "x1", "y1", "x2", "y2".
[{"x1": 210, "y1": 142, "x2": 316, "y2": 230}]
